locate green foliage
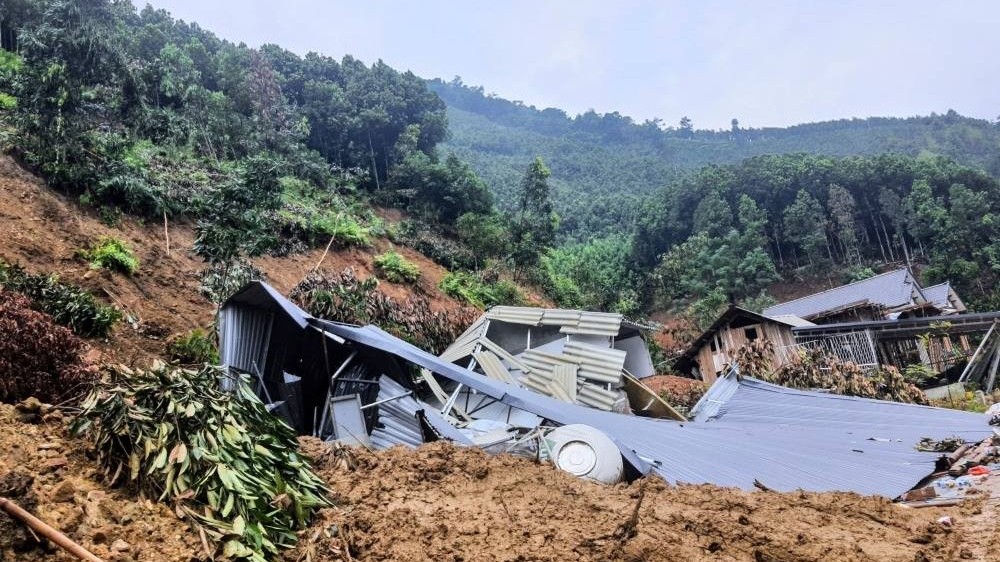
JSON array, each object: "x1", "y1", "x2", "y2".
[
  {"x1": 79, "y1": 236, "x2": 140, "y2": 275},
  {"x1": 292, "y1": 269, "x2": 479, "y2": 355},
  {"x1": 439, "y1": 271, "x2": 523, "y2": 309},
  {"x1": 541, "y1": 235, "x2": 640, "y2": 313},
  {"x1": 432, "y1": 79, "x2": 1000, "y2": 242},
  {"x1": 199, "y1": 260, "x2": 266, "y2": 306},
  {"x1": 167, "y1": 329, "x2": 219, "y2": 364},
  {"x1": 511, "y1": 157, "x2": 557, "y2": 270},
  {"x1": 70, "y1": 363, "x2": 331, "y2": 561},
  {"x1": 455, "y1": 212, "x2": 511, "y2": 262},
  {"x1": 0, "y1": 290, "x2": 92, "y2": 404},
  {"x1": 734, "y1": 340, "x2": 927, "y2": 404},
  {"x1": 277, "y1": 179, "x2": 372, "y2": 247},
  {"x1": 373, "y1": 251, "x2": 421, "y2": 284},
  {"x1": 843, "y1": 266, "x2": 876, "y2": 284},
  {"x1": 391, "y1": 220, "x2": 476, "y2": 270},
  {"x1": 0, "y1": 261, "x2": 121, "y2": 338}
]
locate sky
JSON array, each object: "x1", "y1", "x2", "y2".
[{"x1": 131, "y1": 0, "x2": 1000, "y2": 129}]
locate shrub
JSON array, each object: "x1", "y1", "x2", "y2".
[
  {"x1": 292, "y1": 268, "x2": 478, "y2": 355},
  {"x1": 391, "y1": 220, "x2": 476, "y2": 270},
  {"x1": 0, "y1": 262, "x2": 121, "y2": 337},
  {"x1": 167, "y1": 329, "x2": 219, "y2": 364},
  {"x1": 71, "y1": 363, "x2": 331, "y2": 561},
  {"x1": 373, "y1": 251, "x2": 421, "y2": 284},
  {"x1": 439, "y1": 272, "x2": 523, "y2": 309},
  {"x1": 0, "y1": 290, "x2": 92, "y2": 404},
  {"x1": 80, "y1": 236, "x2": 140, "y2": 275}
]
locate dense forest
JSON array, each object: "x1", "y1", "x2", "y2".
[
  {"x1": 431, "y1": 78, "x2": 1000, "y2": 242},
  {"x1": 2, "y1": 0, "x2": 998, "y2": 331}
]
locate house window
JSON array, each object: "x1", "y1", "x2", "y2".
[{"x1": 744, "y1": 327, "x2": 759, "y2": 341}]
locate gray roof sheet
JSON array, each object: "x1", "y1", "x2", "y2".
[
  {"x1": 313, "y1": 317, "x2": 991, "y2": 497},
  {"x1": 763, "y1": 268, "x2": 921, "y2": 319},
  {"x1": 236, "y1": 283, "x2": 991, "y2": 498}
]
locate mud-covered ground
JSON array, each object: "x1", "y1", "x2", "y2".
[
  {"x1": 289, "y1": 439, "x2": 971, "y2": 562},
  {"x1": 2, "y1": 406, "x2": 990, "y2": 562}
]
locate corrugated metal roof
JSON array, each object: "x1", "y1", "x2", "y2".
[
  {"x1": 689, "y1": 371, "x2": 988, "y2": 441},
  {"x1": 483, "y1": 306, "x2": 624, "y2": 336},
  {"x1": 922, "y1": 282, "x2": 965, "y2": 313},
  {"x1": 763, "y1": 268, "x2": 923, "y2": 319},
  {"x1": 370, "y1": 376, "x2": 424, "y2": 450},
  {"x1": 316, "y1": 319, "x2": 992, "y2": 497},
  {"x1": 228, "y1": 283, "x2": 992, "y2": 498},
  {"x1": 486, "y1": 306, "x2": 545, "y2": 325}
]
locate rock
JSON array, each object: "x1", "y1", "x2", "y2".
[
  {"x1": 50, "y1": 479, "x2": 77, "y2": 502},
  {"x1": 16, "y1": 397, "x2": 42, "y2": 414},
  {"x1": 111, "y1": 538, "x2": 131, "y2": 552}
]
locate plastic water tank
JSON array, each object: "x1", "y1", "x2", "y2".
[{"x1": 546, "y1": 424, "x2": 624, "y2": 484}]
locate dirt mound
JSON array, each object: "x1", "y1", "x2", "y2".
[
  {"x1": 289, "y1": 439, "x2": 962, "y2": 562},
  {"x1": 0, "y1": 403, "x2": 202, "y2": 562}
]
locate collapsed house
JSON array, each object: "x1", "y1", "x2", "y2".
[
  {"x1": 218, "y1": 281, "x2": 992, "y2": 497},
  {"x1": 673, "y1": 307, "x2": 801, "y2": 383}
]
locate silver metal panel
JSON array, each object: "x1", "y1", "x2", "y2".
[
  {"x1": 369, "y1": 376, "x2": 424, "y2": 449},
  {"x1": 486, "y1": 306, "x2": 545, "y2": 325},
  {"x1": 576, "y1": 382, "x2": 617, "y2": 410},
  {"x1": 560, "y1": 311, "x2": 622, "y2": 336},
  {"x1": 562, "y1": 341, "x2": 626, "y2": 384},
  {"x1": 474, "y1": 351, "x2": 517, "y2": 384},
  {"x1": 539, "y1": 309, "x2": 581, "y2": 326}
]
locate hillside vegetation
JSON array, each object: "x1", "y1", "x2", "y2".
[{"x1": 431, "y1": 78, "x2": 1000, "y2": 241}]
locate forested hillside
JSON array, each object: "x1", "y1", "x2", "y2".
[{"x1": 431, "y1": 78, "x2": 1000, "y2": 241}]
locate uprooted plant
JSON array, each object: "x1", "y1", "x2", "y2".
[
  {"x1": 70, "y1": 363, "x2": 331, "y2": 561},
  {"x1": 729, "y1": 339, "x2": 928, "y2": 404},
  {"x1": 291, "y1": 267, "x2": 479, "y2": 355}
]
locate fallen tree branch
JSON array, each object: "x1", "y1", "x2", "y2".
[{"x1": 0, "y1": 496, "x2": 105, "y2": 562}]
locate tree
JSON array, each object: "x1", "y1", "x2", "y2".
[
  {"x1": 512, "y1": 157, "x2": 557, "y2": 272},
  {"x1": 827, "y1": 183, "x2": 860, "y2": 264},
  {"x1": 692, "y1": 191, "x2": 733, "y2": 238},
  {"x1": 679, "y1": 116, "x2": 694, "y2": 139},
  {"x1": 783, "y1": 189, "x2": 830, "y2": 265}
]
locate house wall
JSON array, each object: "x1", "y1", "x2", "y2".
[{"x1": 695, "y1": 321, "x2": 796, "y2": 383}]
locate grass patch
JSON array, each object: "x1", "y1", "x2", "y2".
[
  {"x1": 80, "y1": 236, "x2": 140, "y2": 275},
  {"x1": 439, "y1": 272, "x2": 523, "y2": 309},
  {"x1": 373, "y1": 251, "x2": 421, "y2": 284}
]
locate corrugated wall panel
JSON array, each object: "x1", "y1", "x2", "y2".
[{"x1": 474, "y1": 351, "x2": 516, "y2": 384}]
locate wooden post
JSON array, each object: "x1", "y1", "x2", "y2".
[
  {"x1": 0, "y1": 497, "x2": 105, "y2": 562},
  {"x1": 162, "y1": 209, "x2": 170, "y2": 256}
]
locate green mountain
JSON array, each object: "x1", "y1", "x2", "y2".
[{"x1": 429, "y1": 78, "x2": 1000, "y2": 241}]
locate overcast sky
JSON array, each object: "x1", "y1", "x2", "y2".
[{"x1": 132, "y1": 0, "x2": 999, "y2": 129}]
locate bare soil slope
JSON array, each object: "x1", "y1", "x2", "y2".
[{"x1": 0, "y1": 156, "x2": 474, "y2": 365}]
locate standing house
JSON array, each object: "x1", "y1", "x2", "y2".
[
  {"x1": 758, "y1": 269, "x2": 978, "y2": 375},
  {"x1": 674, "y1": 307, "x2": 801, "y2": 383},
  {"x1": 762, "y1": 268, "x2": 942, "y2": 323}
]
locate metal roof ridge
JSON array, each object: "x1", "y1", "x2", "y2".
[{"x1": 763, "y1": 267, "x2": 911, "y2": 314}]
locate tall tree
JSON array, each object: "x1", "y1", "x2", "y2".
[
  {"x1": 783, "y1": 189, "x2": 830, "y2": 265},
  {"x1": 827, "y1": 183, "x2": 860, "y2": 264},
  {"x1": 512, "y1": 157, "x2": 557, "y2": 272}
]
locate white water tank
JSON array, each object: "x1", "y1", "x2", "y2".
[{"x1": 546, "y1": 424, "x2": 624, "y2": 484}]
